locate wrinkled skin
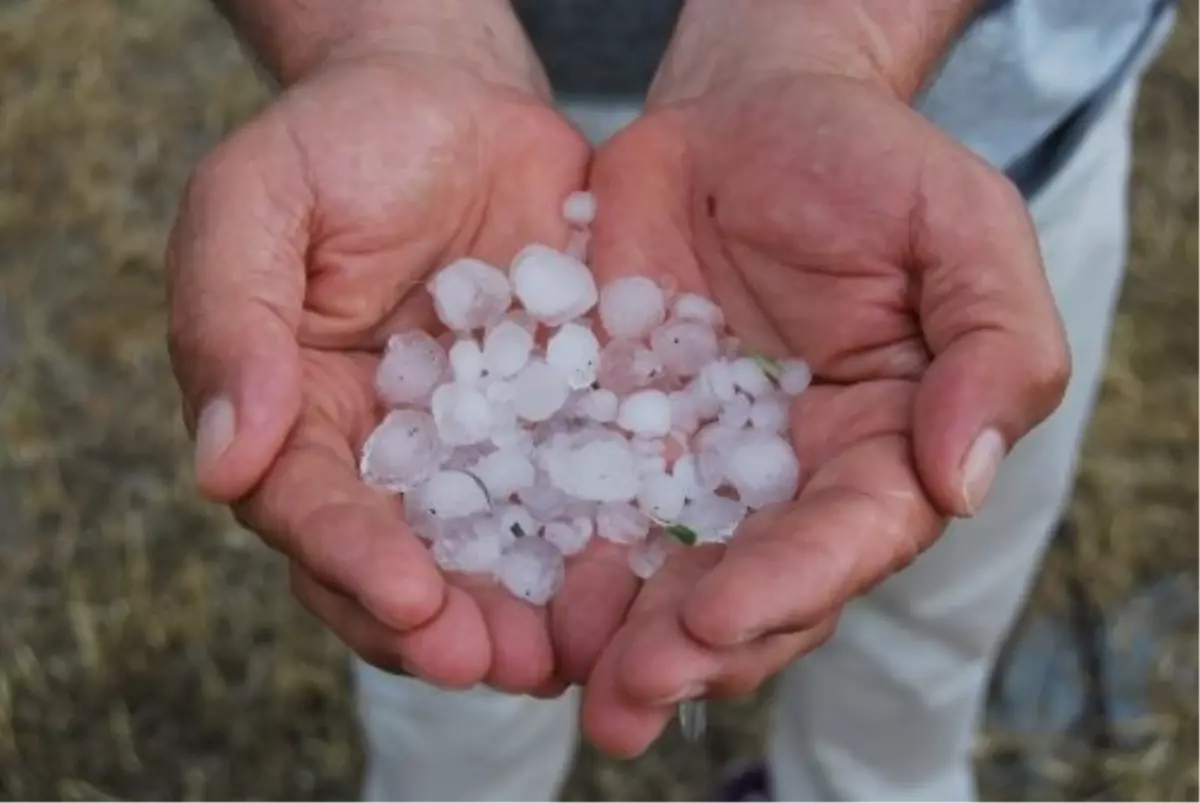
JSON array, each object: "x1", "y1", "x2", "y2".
[
  {"x1": 579, "y1": 75, "x2": 1070, "y2": 755},
  {"x1": 166, "y1": 55, "x2": 639, "y2": 694}
]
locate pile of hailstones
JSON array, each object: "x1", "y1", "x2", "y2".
[{"x1": 360, "y1": 193, "x2": 811, "y2": 605}]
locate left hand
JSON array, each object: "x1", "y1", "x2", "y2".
[{"x1": 578, "y1": 70, "x2": 1070, "y2": 756}]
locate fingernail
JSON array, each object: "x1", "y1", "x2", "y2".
[
  {"x1": 195, "y1": 396, "x2": 235, "y2": 478},
  {"x1": 961, "y1": 428, "x2": 1005, "y2": 515}
]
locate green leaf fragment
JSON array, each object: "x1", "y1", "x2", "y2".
[
  {"x1": 747, "y1": 350, "x2": 783, "y2": 380},
  {"x1": 665, "y1": 524, "x2": 699, "y2": 546}
]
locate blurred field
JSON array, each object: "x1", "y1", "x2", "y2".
[{"x1": 0, "y1": 1, "x2": 1195, "y2": 800}]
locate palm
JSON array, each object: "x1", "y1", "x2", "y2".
[
  {"x1": 171, "y1": 56, "x2": 630, "y2": 693},
  {"x1": 580, "y1": 75, "x2": 1060, "y2": 753}
]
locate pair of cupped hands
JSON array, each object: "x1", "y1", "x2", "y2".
[{"x1": 165, "y1": 17, "x2": 1068, "y2": 757}]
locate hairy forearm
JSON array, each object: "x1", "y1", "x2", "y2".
[
  {"x1": 652, "y1": 0, "x2": 981, "y2": 104},
  {"x1": 211, "y1": 0, "x2": 547, "y2": 91}
]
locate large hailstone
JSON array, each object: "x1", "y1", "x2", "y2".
[
  {"x1": 510, "y1": 244, "x2": 598, "y2": 326},
  {"x1": 359, "y1": 410, "x2": 449, "y2": 492},
  {"x1": 721, "y1": 431, "x2": 801, "y2": 509},
  {"x1": 546, "y1": 323, "x2": 601, "y2": 390},
  {"x1": 651, "y1": 320, "x2": 720, "y2": 378},
  {"x1": 429, "y1": 258, "x2": 512, "y2": 331},
  {"x1": 414, "y1": 469, "x2": 492, "y2": 520},
  {"x1": 511, "y1": 359, "x2": 571, "y2": 422},
  {"x1": 542, "y1": 435, "x2": 641, "y2": 503},
  {"x1": 374, "y1": 331, "x2": 448, "y2": 406},
  {"x1": 599, "y1": 276, "x2": 666, "y2": 340},
  {"x1": 497, "y1": 537, "x2": 566, "y2": 606}
]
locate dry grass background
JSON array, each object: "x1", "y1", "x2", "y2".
[{"x1": 0, "y1": 1, "x2": 1194, "y2": 800}]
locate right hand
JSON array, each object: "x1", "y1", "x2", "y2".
[{"x1": 166, "y1": 44, "x2": 630, "y2": 694}]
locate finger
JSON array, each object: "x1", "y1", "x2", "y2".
[
  {"x1": 240, "y1": 404, "x2": 447, "y2": 634},
  {"x1": 682, "y1": 434, "x2": 942, "y2": 648},
  {"x1": 910, "y1": 150, "x2": 1070, "y2": 517},
  {"x1": 455, "y1": 576, "x2": 556, "y2": 693},
  {"x1": 291, "y1": 564, "x2": 490, "y2": 688},
  {"x1": 580, "y1": 547, "x2": 718, "y2": 757},
  {"x1": 167, "y1": 118, "x2": 309, "y2": 502},
  {"x1": 788, "y1": 379, "x2": 915, "y2": 477},
  {"x1": 478, "y1": 102, "x2": 593, "y2": 264},
  {"x1": 581, "y1": 546, "x2": 830, "y2": 758},
  {"x1": 612, "y1": 551, "x2": 831, "y2": 706},
  {"x1": 588, "y1": 118, "x2": 708, "y2": 293},
  {"x1": 550, "y1": 538, "x2": 641, "y2": 684}
]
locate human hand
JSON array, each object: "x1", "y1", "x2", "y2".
[
  {"x1": 165, "y1": 7, "x2": 632, "y2": 695},
  {"x1": 579, "y1": 1, "x2": 1070, "y2": 755}
]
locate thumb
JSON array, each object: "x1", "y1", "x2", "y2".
[
  {"x1": 911, "y1": 151, "x2": 1070, "y2": 517},
  {"x1": 167, "y1": 123, "x2": 309, "y2": 502}
]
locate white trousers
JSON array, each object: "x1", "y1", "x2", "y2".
[{"x1": 353, "y1": 80, "x2": 1139, "y2": 802}]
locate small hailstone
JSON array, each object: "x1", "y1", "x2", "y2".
[
  {"x1": 637, "y1": 472, "x2": 687, "y2": 522},
  {"x1": 668, "y1": 391, "x2": 701, "y2": 435},
  {"x1": 542, "y1": 516, "x2": 593, "y2": 556},
  {"x1": 750, "y1": 394, "x2": 790, "y2": 433},
  {"x1": 431, "y1": 383, "x2": 493, "y2": 445},
  {"x1": 562, "y1": 191, "x2": 597, "y2": 226},
  {"x1": 637, "y1": 454, "x2": 668, "y2": 478},
  {"x1": 360, "y1": 410, "x2": 448, "y2": 492},
  {"x1": 651, "y1": 321, "x2": 720, "y2": 378},
  {"x1": 730, "y1": 357, "x2": 773, "y2": 398},
  {"x1": 543, "y1": 437, "x2": 641, "y2": 503},
  {"x1": 595, "y1": 502, "x2": 651, "y2": 544},
  {"x1": 576, "y1": 389, "x2": 619, "y2": 423},
  {"x1": 684, "y1": 376, "x2": 723, "y2": 419},
  {"x1": 672, "y1": 453, "x2": 698, "y2": 499},
  {"x1": 416, "y1": 470, "x2": 491, "y2": 520},
  {"x1": 471, "y1": 449, "x2": 536, "y2": 500},
  {"x1": 482, "y1": 320, "x2": 534, "y2": 378},
  {"x1": 375, "y1": 331, "x2": 448, "y2": 406},
  {"x1": 628, "y1": 534, "x2": 673, "y2": 579},
  {"x1": 449, "y1": 338, "x2": 485, "y2": 384},
  {"x1": 779, "y1": 359, "x2": 813, "y2": 395},
  {"x1": 546, "y1": 323, "x2": 601, "y2": 390},
  {"x1": 722, "y1": 431, "x2": 801, "y2": 509},
  {"x1": 597, "y1": 340, "x2": 663, "y2": 394},
  {"x1": 510, "y1": 244, "x2": 598, "y2": 326},
  {"x1": 518, "y1": 479, "x2": 573, "y2": 522},
  {"x1": 678, "y1": 495, "x2": 747, "y2": 543},
  {"x1": 631, "y1": 438, "x2": 665, "y2": 457},
  {"x1": 430, "y1": 258, "x2": 511, "y2": 331},
  {"x1": 599, "y1": 277, "x2": 666, "y2": 340},
  {"x1": 701, "y1": 360, "x2": 738, "y2": 402},
  {"x1": 672, "y1": 293, "x2": 724, "y2": 327},
  {"x1": 718, "y1": 393, "x2": 753, "y2": 429},
  {"x1": 617, "y1": 390, "x2": 672, "y2": 438},
  {"x1": 497, "y1": 537, "x2": 565, "y2": 605},
  {"x1": 694, "y1": 423, "x2": 742, "y2": 492},
  {"x1": 402, "y1": 494, "x2": 442, "y2": 541},
  {"x1": 432, "y1": 518, "x2": 505, "y2": 574},
  {"x1": 511, "y1": 359, "x2": 571, "y2": 422}
]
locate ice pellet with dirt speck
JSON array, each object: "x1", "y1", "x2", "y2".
[
  {"x1": 497, "y1": 537, "x2": 565, "y2": 605},
  {"x1": 375, "y1": 331, "x2": 448, "y2": 406}
]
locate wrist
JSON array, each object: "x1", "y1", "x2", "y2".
[
  {"x1": 217, "y1": 0, "x2": 549, "y2": 95},
  {"x1": 650, "y1": 0, "x2": 980, "y2": 106}
]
